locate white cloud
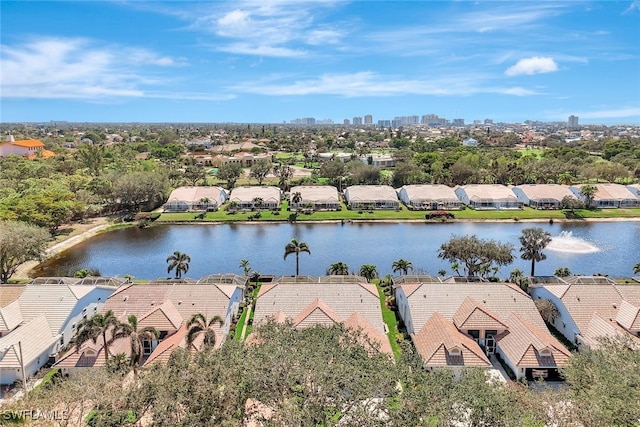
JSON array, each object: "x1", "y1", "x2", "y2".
[
  {"x1": 505, "y1": 57, "x2": 558, "y2": 76},
  {"x1": 230, "y1": 71, "x2": 540, "y2": 97},
  {"x1": 623, "y1": 0, "x2": 640, "y2": 14},
  {"x1": 0, "y1": 36, "x2": 216, "y2": 101},
  {"x1": 576, "y1": 107, "x2": 640, "y2": 119}
]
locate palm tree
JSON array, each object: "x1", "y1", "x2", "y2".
[
  {"x1": 291, "y1": 191, "x2": 302, "y2": 209},
  {"x1": 166, "y1": 251, "x2": 191, "y2": 279},
  {"x1": 392, "y1": 259, "x2": 414, "y2": 275},
  {"x1": 75, "y1": 310, "x2": 122, "y2": 363},
  {"x1": 634, "y1": 262, "x2": 640, "y2": 275},
  {"x1": 239, "y1": 259, "x2": 252, "y2": 276},
  {"x1": 117, "y1": 315, "x2": 160, "y2": 369},
  {"x1": 283, "y1": 238, "x2": 311, "y2": 275},
  {"x1": 359, "y1": 264, "x2": 378, "y2": 283},
  {"x1": 451, "y1": 262, "x2": 461, "y2": 276},
  {"x1": 437, "y1": 269, "x2": 447, "y2": 277},
  {"x1": 519, "y1": 227, "x2": 552, "y2": 276},
  {"x1": 580, "y1": 185, "x2": 598, "y2": 209},
  {"x1": 327, "y1": 262, "x2": 349, "y2": 275},
  {"x1": 186, "y1": 313, "x2": 224, "y2": 349}
]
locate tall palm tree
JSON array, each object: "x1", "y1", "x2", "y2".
[
  {"x1": 166, "y1": 251, "x2": 191, "y2": 279},
  {"x1": 283, "y1": 238, "x2": 311, "y2": 275},
  {"x1": 519, "y1": 227, "x2": 552, "y2": 276},
  {"x1": 327, "y1": 262, "x2": 349, "y2": 275},
  {"x1": 291, "y1": 191, "x2": 302, "y2": 208},
  {"x1": 117, "y1": 315, "x2": 160, "y2": 369},
  {"x1": 392, "y1": 259, "x2": 414, "y2": 275},
  {"x1": 239, "y1": 259, "x2": 252, "y2": 276},
  {"x1": 75, "y1": 310, "x2": 122, "y2": 363},
  {"x1": 580, "y1": 185, "x2": 598, "y2": 209},
  {"x1": 359, "y1": 264, "x2": 378, "y2": 283},
  {"x1": 186, "y1": 313, "x2": 224, "y2": 349}
]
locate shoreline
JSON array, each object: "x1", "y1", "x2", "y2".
[{"x1": 13, "y1": 214, "x2": 640, "y2": 280}]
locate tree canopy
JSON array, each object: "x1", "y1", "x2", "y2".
[
  {"x1": 438, "y1": 234, "x2": 514, "y2": 277},
  {"x1": 0, "y1": 220, "x2": 50, "y2": 283}
]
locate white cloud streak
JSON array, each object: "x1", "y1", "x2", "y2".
[
  {"x1": 230, "y1": 71, "x2": 538, "y2": 97},
  {"x1": 505, "y1": 57, "x2": 559, "y2": 76}
]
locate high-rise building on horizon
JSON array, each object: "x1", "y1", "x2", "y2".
[
  {"x1": 364, "y1": 114, "x2": 373, "y2": 125},
  {"x1": 352, "y1": 116, "x2": 363, "y2": 125},
  {"x1": 568, "y1": 115, "x2": 579, "y2": 128}
]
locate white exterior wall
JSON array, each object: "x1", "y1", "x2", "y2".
[
  {"x1": 511, "y1": 188, "x2": 530, "y2": 206},
  {"x1": 0, "y1": 144, "x2": 31, "y2": 157},
  {"x1": 495, "y1": 346, "x2": 524, "y2": 379},
  {"x1": 530, "y1": 287, "x2": 580, "y2": 345},
  {"x1": 454, "y1": 188, "x2": 470, "y2": 205},
  {"x1": 222, "y1": 287, "x2": 245, "y2": 338},
  {"x1": 394, "y1": 287, "x2": 416, "y2": 335},
  {"x1": 55, "y1": 288, "x2": 114, "y2": 353},
  {"x1": 0, "y1": 347, "x2": 52, "y2": 385}
]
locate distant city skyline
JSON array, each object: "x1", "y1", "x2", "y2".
[{"x1": 1, "y1": 1, "x2": 639, "y2": 124}]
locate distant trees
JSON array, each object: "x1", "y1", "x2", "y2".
[
  {"x1": 633, "y1": 262, "x2": 640, "y2": 275},
  {"x1": 166, "y1": 251, "x2": 191, "y2": 279},
  {"x1": 283, "y1": 238, "x2": 311, "y2": 275},
  {"x1": 555, "y1": 267, "x2": 571, "y2": 278},
  {"x1": 249, "y1": 159, "x2": 272, "y2": 185},
  {"x1": 0, "y1": 220, "x2": 50, "y2": 283},
  {"x1": 217, "y1": 163, "x2": 243, "y2": 190},
  {"x1": 519, "y1": 227, "x2": 552, "y2": 276},
  {"x1": 438, "y1": 235, "x2": 514, "y2": 277}
]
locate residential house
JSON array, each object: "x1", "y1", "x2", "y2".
[
  {"x1": 512, "y1": 184, "x2": 577, "y2": 209},
  {"x1": 455, "y1": 184, "x2": 521, "y2": 210},
  {"x1": 394, "y1": 278, "x2": 570, "y2": 380},
  {"x1": 164, "y1": 186, "x2": 228, "y2": 212},
  {"x1": 344, "y1": 185, "x2": 399, "y2": 210},
  {"x1": 530, "y1": 278, "x2": 640, "y2": 349},
  {"x1": 229, "y1": 186, "x2": 281, "y2": 210},
  {"x1": 289, "y1": 185, "x2": 340, "y2": 211},
  {"x1": 0, "y1": 135, "x2": 48, "y2": 158},
  {"x1": 397, "y1": 184, "x2": 462, "y2": 210},
  {"x1": 0, "y1": 280, "x2": 119, "y2": 385},
  {"x1": 252, "y1": 276, "x2": 393, "y2": 356},
  {"x1": 362, "y1": 154, "x2": 395, "y2": 168},
  {"x1": 570, "y1": 183, "x2": 639, "y2": 208},
  {"x1": 56, "y1": 277, "x2": 246, "y2": 374}
]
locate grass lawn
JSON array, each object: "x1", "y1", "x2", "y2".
[
  {"x1": 154, "y1": 203, "x2": 640, "y2": 224},
  {"x1": 375, "y1": 282, "x2": 401, "y2": 360},
  {"x1": 235, "y1": 306, "x2": 249, "y2": 340}
]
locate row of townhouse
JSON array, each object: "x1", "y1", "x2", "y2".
[
  {"x1": 163, "y1": 183, "x2": 640, "y2": 213},
  {"x1": 5, "y1": 274, "x2": 638, "y2": 387}
]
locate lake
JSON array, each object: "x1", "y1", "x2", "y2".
[{"x1": 34, "y1": 221, "x2": 640, "y2": 280}]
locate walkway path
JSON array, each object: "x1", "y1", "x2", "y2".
[{"x1": 13, "y1": 217, "x2": 112, "y2": 280}]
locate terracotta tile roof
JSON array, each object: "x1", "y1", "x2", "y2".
[
  {"x1": 144, "y1": 323, "x2": 189, "y2": 366},
  {"x1": 0, "y1": 286, "x2": 26, "y2": 308},
  {"x1": 452, "y1": 297, "x2": 509, "y2": 330},
  {"x1": 400, "y1": 282, "x2": 546, "y2": 333},
  {"x1": 616, "y1": 300, "x2": 640, "y2": 331},
  {"x1": 546, "y1": 284, "x2": 623, "y2": 333},
  {"x1": 343, "y1": 312, "x2": 393, "y2": 355},
  {"x1": 496, "y1": 314, "x2": 571, "y2": 369},
  {"x1": 293, "y1": 297, "x2": 342, "y2": 328},
  {"x1": 56, "y1": 331, "x2": 132, "y2": 368},
  {"x1": 103, "y1": 283, "x2": 235, "y2": 326},
  {"x1": 580, "y1": 313, "x2": 640, "y2": 349},
  {"x1": 254, "y1": 280, "x2": 390, "y2": 353},
  {"x1": 138, "y1": 300, "x2": 183, "y2": 332},
  {"x1": 11, "y1": 139, "x2": 45, "y2": 148},
  {"x1": 412, "y1": 313, "x2": 490, "y2": 367},
  {"x1": 0, "y1": 301, "x2": 23, "y2": 333},
  {"x1": 0, "y1": 315, "x2": 58, "y2": 368}
]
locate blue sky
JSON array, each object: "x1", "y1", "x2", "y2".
[{"x1": 1, "y1": 1, "x2": 639, "y2": 124}]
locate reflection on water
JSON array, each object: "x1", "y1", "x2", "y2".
[{"x1": 35, "y1": 221, "x2": 640, "y2": 280}]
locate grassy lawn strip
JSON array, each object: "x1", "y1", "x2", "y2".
[
  {"x1": 375, "y1": 282, "x2": 401, "y2": 360},
  {"x1": 155, "y1": 204, "x2": 640, "y2": 223},
  {"x1": 235, "y1": 306, "x2": 248, "y2": 340}
]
